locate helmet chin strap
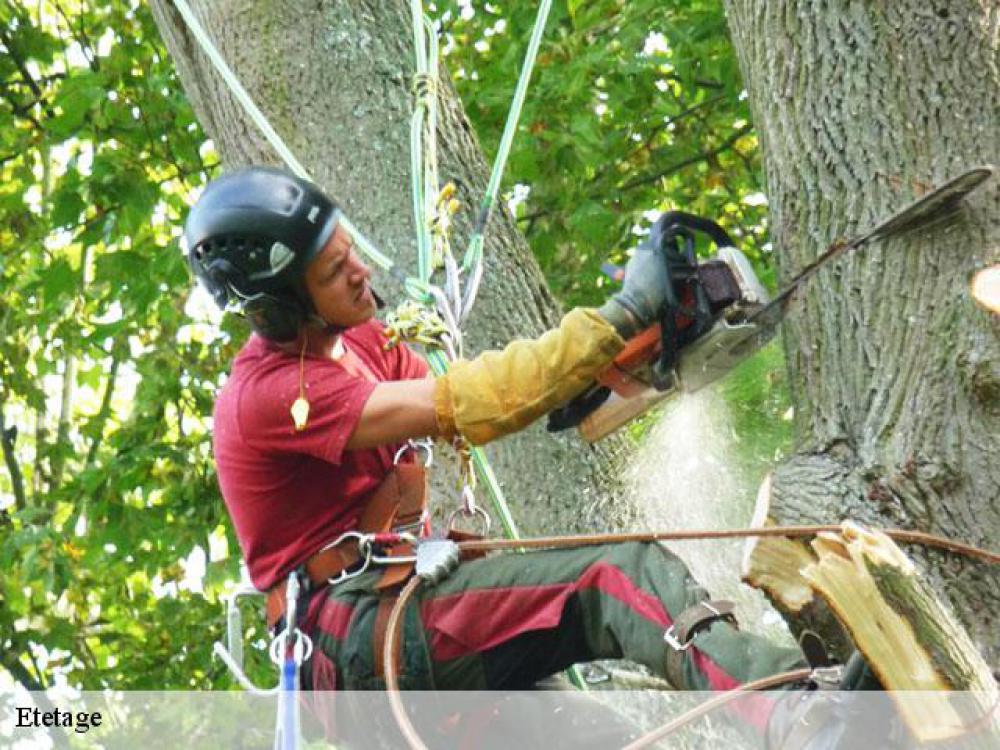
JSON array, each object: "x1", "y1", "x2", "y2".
[{"x1": 304, "y1": 313, "x2": 345, "y2": 337}]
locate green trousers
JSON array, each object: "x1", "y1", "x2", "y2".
[{"x1": 300, "y1": 541, "x2": 804, "y2": 701}]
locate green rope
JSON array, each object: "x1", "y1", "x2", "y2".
[
  {"x1": 406, "y1": 3, "x2": 586, "y2": 691},
  {"x1": 460, "y1": 0, "x2": 553, "y2": 278},
  {"x1": 405, "y1": 7, "x2": 521, "y2": 539}
]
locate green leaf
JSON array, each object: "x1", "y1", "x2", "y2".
[{"x1": 42, "y1": 257, "x2": 78, "y2": 302}]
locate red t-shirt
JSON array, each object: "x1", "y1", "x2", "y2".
[{"x1": 213, "y1": 321, "x2": 429, "y2": 590}]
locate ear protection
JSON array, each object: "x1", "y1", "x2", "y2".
[{"x1": 241, "y1": 294, "x2": 307, "y2": 342}]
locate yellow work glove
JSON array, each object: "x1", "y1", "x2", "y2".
[{"x1": 434, "y1": 308, "x2": 625, "y2": 445}]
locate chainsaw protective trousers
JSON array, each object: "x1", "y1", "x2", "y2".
[{"x1": 301, "y1": 541, "x2": 804, "y2": 720}]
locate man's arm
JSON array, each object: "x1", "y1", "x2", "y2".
[
  {"x1": 345, "y1": 307, "x2": 623, "y2": 450},
  {"x1": 345, "y1": 377, "x2": 439, "y2": 450},
  {"x1": 346, "y1": 222, "x2": 671, "y2": 451}
]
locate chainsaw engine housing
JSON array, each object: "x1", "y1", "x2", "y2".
[{"x1": 546, "y1": 212, "x2": 771, "y2": 441}]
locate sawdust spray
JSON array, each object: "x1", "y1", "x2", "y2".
[{"x1": 626, "y1": 389, "x2": 793, "y2": 643}]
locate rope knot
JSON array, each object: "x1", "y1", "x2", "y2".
[
  {"x1": 411, "y1": 73, "x2": 437, "y2": 105},
  {"x1": 383, "y1": 300, "x2": 450, "y2": 351}
]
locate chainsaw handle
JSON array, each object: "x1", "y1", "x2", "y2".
[
  {"x1": 650, "y1": 212, "x2": 733, "y2": 389},
  {"x1": 654, "y1": 211, "x2": 736, "y2": 251}
]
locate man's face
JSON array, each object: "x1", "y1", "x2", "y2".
[{"x1": 303, "y1": 223, "x2": 377, "y2": 329}]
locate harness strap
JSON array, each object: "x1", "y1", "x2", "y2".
[
  {"x1": 663, "y1": 599, "x2": 737, "y2": 689},
  {"x1": 265, "y1": 463, "x2": 430, "y2": 628}
]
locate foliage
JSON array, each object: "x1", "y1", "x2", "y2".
[
  {"x1": 440, "y1": 0, "x2": 772, "y2": 307},
  {"x1": 0, "y1": 0, "x2": 244, "y2": 689},
  {"x1": 0, "y1": 0, "x2": 789, "y2": 692}
]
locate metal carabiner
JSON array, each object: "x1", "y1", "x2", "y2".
[
  {"x1": 317, "y1": 530, "x2": 368, "y2": 554},
  {"x1": 394, "y1": 437, "x2": 435, "y2": 467},
  {"x1": 318, "y1": 531, "x2": 374, "y2": 586},
  {"x1": 369, "y1": 531, "x2": 419, "y2": 565},
  {"x1": 269, "y1": 627, "x2": 314, "y2": 666}
]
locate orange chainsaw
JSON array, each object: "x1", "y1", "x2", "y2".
[{"x1": 547, "y1": 167, "x2": 993, "y2": 442}]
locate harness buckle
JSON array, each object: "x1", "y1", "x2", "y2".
[{"x1": 664, "y1": 625, "x2": 692, "y2": 652}]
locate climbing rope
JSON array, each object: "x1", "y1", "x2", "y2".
[
  {"x1": 384, "y1": 575, "x2": 427, "y2": 750},
  {"x1": 381, "y1": 524, "x2": 999, "y2": 750},
  {"x1": 450, "y1": 524, "x2": 1000, "y2": 564}
]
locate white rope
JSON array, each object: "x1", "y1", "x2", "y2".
[{"x1": 170, "y1": 0, "x2": 396, "y2": 273}]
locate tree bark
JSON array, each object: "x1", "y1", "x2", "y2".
[
  {"x1": 723, "y1": 1, "x2": 1000, "y2": 659},
  {"x1": 148, "y1": 0, "x2": 636, "y2": 534}
]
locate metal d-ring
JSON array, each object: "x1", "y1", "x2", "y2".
[
  {"x1": 393, "y1": 437, "x2": 434, "y2": 467},
  {"x1": 447, "y1": 504, "x2": 492, "y2": 536}
]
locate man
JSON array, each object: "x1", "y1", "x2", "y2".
[{"x1": 185, "y1": 166, "x2": 814, "y2": 730}]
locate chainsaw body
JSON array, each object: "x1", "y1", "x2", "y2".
[
  {"x1": 547, "y1": 168, "x2": 995, "y2": 441},
  {"x1": 547, "y1": 213, "x2": 771, "y2": 442}
]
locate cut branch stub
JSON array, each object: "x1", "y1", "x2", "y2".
[{"x1": 801, "y1": 522, "x2": 999, "y2": 743}]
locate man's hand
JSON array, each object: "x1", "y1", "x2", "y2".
[{"x1": 599, "y1": 217, "x2": 672, "y2": 338}]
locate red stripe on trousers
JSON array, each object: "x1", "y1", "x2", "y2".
[
  {"x1": 420, "y1": 561, "x2": 757, "y2": 702},
  {"x1": 420, "y1": 561, "x2": 669, "y2": 661},
  {"x1": 308, "y1": 595, "x2": 355, "y2": 641}
]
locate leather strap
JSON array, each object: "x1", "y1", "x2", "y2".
[
  {"x1": 266, "y1": 463, "x2": 429, "y2": 630},
  {"x1": 266, "y1": 541, "x2": 364, "y2": 630},
  {"x1": 663, "y1": 599, "x2": 737, "y2": 688}
]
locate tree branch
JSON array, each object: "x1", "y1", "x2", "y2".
[
  {"x1": 617, "y1": 123, "x2": 754, "y2": 192},
  {"x1": 0, "y1": 27, "x2": 57, "y2": 119},
  {"x1": 84, "y1": 353, "x2": 121, "y2": 469},
  {"x1": 0, "y1": 90, "x2": 46, "y2": 132},
  {"x1": 33, "y1": 407, "x2": 46, "y2": 498},
  {"x1": 663, "y1": 72, "x2": 725, "y2": 90},
  {"x1": 49, "y1": 245, "x2": 90, "y2": 490},
  {"x1": 1, "y1": 650, "x2": 44, "y2": 691},
  {"x1": 590, "y1": 93, "x2": 728, "y2": 186},
  {"x1": 52, "y1": 0, "x2": 99, "y2": 72},
  {"x1": 517, "y1": 124, "x2": 755, "y2": 226},
  {"x1": 0, "y1": 650, "x2": 73, "y2": 747},
  {"x1": 0, "y1": 401, "x2": 27, "y2": 512}
]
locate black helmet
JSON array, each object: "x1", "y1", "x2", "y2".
[{"x1": 183, "y1": 166, "x2": 341, "y2": 340}]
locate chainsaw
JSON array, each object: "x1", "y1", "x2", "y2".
[{"x1": 547, "y1": 166, "x2": 993, "y2": 442}]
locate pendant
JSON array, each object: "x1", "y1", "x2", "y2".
[{"x1": 291, "y1": 397, "x2": 310, "y2": 431}]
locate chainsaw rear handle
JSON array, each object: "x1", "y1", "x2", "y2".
[{"x1": 653, "y1": 211, "x2": 737, "y2": 253}]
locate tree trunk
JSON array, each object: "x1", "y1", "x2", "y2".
[
  {"x1": 723, "y1": 1, "x2": 1000, "y2": 659},
  {"x1": 148, "y1": 0, "x2": 636, "y2": 534}
]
